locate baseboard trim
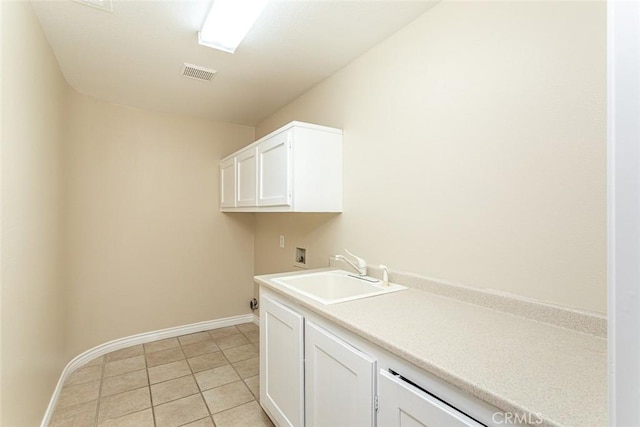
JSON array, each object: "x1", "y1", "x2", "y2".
[{"x1": 41, "y1": 313, "x2": 260, "y2": 427}]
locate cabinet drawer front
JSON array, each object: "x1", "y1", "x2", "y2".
[
  {"x1": 305, "y1": 321, "x2": 376, "y2": 427},
  {"x1": 261, "y1": 295, "x2": 304, "y2": 427},
  {"x1": 258, "y1": 132, "x2": 291, "y2": 207},
  {"x1": 379, "y1": 370, "x2": 485, "y2": 427}
]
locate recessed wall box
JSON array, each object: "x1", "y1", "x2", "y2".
[{"x1": 295, "y1": 247, "x2": 307, "y2": 269}]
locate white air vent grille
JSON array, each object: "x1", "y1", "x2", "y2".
[{"x1": 181, "y1": 64, "x2": 216, "y2": 82}]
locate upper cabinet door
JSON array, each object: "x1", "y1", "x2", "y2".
[
  {"x1": 258, "y1": 131, "x2": 292, "y2": 207},
  {"x1": 236, "y1": 147, "x2": 257, "y2": 207},
  {"x1": 220, "y1": 157, "x2": 236, "y2": 208}
]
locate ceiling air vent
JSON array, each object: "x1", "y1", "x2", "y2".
[{"x1": 181, "y1": 63, "x2": 216, "y2": 82}]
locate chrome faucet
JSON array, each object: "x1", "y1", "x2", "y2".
[{"x1": 335, "y1": 249, "x2": 367, "y2": 276}]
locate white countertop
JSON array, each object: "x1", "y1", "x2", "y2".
[{"x1": 255, "y1": 268, "x2": 607, "y2": 427}]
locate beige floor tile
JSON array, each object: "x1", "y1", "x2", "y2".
[
  {"x1": 104, "y1": 355, "x2": 146, "y2": 378},
  {"x1": 181, "y1": 340, "x2": 220, "y2": 358},
  {"x1": 208, "y1": 326, "x2": 240, "y2": 340},
  {"x1": 148, "y1": 359, "x2": 192, "y2": 384},
  {"x1": 182, "y1": 417, "x2": 215, "y2": 426},
  {"x1": 244, "y1": 375, "x2": 260, "y2": 400},
  {"x1": 153, "y1": 394, "x2": 209, "y2": 427},
  {"x1": 178, "y1": 332, "x2": 212, "y2": 346},
  {"x1": 145, "y1": 346, "x2": 185, "y2": 368},
  {"x1": 202, "y1": 380, "x2": 254, "y2": 414},
  {"x1": 195, "y1": 365, "x2": 240, "y2": 391},
  {"x1": 215, "y1": 333, "x2": 249, "y2": 350},
  {"x1": 144, "y1": 337, "x2": 179, "y2": 354},
  {"x1": 66, "y1": 364, "x2": 103, "y2": 386},
  {"x1": 151, "y1": 375, "x2": 199, "y2": 405},
  {"x1": 101, "y1": 369, "x2": 148, "y2": 397},
  {"x1": 83, "y1": 355, "x2": 105, "y2": 367},
  {"x1": 232, "y1": 356, "x2": 259, "y2": 379},
  {"x1": 212, "y1": 401, "x2": 274, "y2": 427},
  {"x1": 105, "y1": 345, "x2": 144, "y2": 362},
  {"x1": 236, "y1": 323, "x2": 258, "y2": 334},
  {"x1": 98, "y1": 408, "x2": 154, "y2": 427},
  {"x1": 98, "y1": 387, "x2": 151, "y2": 423},
  {"x1": 222, "y1": 344, "x2": 258, "y2": 363},
  {"x1": 50, "y1": 329, "x2": 264, "y2": 427},
  {"x1": 57, "y1": 379, "x2": 101, "y2": 409},
  {"x1": 50, "y1": 399, "x2": 98, "y2": 427},
  {"x1": 243, "y1": 330, "x2": 260, "y2": 344},
  {"x1": 188, "y1": 351, "x2": 228, "y2": 373}
]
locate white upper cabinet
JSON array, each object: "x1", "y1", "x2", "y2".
[{"x1": 220, "y1": 121, "x2": 342, "y2": 212}]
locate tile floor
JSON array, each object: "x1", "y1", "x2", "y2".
[{"x1": 49, "y1": 323, "x2": 273, "y2": 427}]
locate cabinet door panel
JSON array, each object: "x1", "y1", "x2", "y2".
[
  {"x1": 260, "y1": 294, "x2": 304, "y2": 427},
  {"x1": 258, "y1": 132, "x2": 291, "y2": 206},
  {"x1": 236, "y1": 148, "x2": 257, "y2": 207},
  {"x1": 220, "y1": 157, "x2": 236, "y2": 208},
  {"x1": 378, "y1": 370, "x2": 484, "y2": 427},
  {"x1": 305, "y1": 321, "x2": 375, "y2": 427}
]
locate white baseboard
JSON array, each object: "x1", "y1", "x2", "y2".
[{"x1": 41, "y1": 313, "x2": 260, "y2": 427}]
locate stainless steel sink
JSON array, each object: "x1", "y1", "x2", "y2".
[{"x1": 272, "y1": 270, "x2": 407, "y2": 305}]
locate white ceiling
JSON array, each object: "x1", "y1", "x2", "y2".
[{"x1": 31, "y1": 0, "x2": 436, "y2": 126}]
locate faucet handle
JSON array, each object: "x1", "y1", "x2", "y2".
[{"x1": 344, "y1": 249, "x2": 366, "y2": 268}]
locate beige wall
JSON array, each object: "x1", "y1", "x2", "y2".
[
  {"x1": 1, "y1": 2, "x2": 69, "y2": 425},
  {"x1": 1, "y1": 5, "x2": 256, "y2": 422},
  {"x1": 255, "y1": 1, "x2": 607, "y2": 313},
  {"x1": 63, "y1": 91, "x2": 256, "y2": 357}
]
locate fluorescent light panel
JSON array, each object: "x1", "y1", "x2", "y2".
[
  {"x1": 199, "y1": 0, "x2": 268, "y2": 53},
  {"x1": 72, "y1": 0, "x2": 112, "y2": 13}
]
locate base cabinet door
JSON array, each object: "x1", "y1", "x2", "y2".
[
  {"x1": 305, "y1": 321, "x2": 376, "y2": 427},
  {"x1": 260, "y1": 294, "x2": 304, "y2": 427},
  {"x1": 378, "y1": 370, "x2": 484, "y2": 427}
]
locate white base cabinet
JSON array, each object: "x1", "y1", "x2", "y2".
[
  {"x1": 305, "y1": 321, "x2": 376, "y2": 427},
  {"x1": 259, "y1": 287, "x2": 506, "y2": 427},
  {"x1": 378, "y1": 370, "x2": 484, "y2": 427}
]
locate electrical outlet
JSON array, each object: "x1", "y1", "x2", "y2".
[{"x1": 279, "y1": 235, "x2": 285, "y2": 248}]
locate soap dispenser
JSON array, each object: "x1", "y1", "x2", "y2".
[{"x1": 380, "y1": 264, "x2": 389, "y2": 287}]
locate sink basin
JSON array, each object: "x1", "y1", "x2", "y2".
[{"x1": 271, "y1": 270, "x2": 407, "y2": 305}]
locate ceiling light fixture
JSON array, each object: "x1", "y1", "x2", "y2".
[
  {"x1": 72, "y1": 0, "x2": 112, "y2": 13},
  {"x1": 198, "y1": 0, "x2": 268, "y2": 54}
]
